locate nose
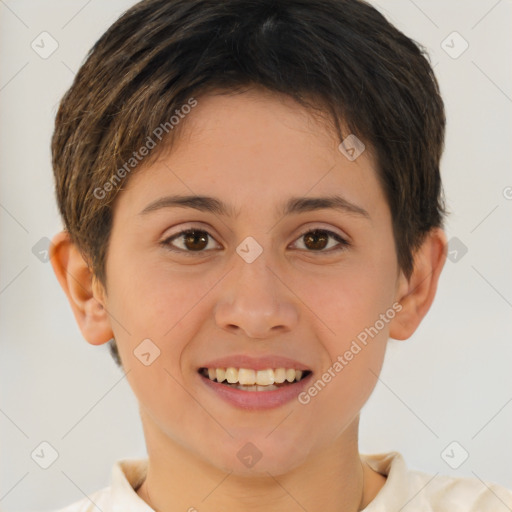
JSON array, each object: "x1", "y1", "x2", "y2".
[{"x1": 214, "y1": 254, "x2": 299, "y2": 339}]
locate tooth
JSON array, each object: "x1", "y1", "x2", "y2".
[
  {"x1": 225, "y1": 367, "x2": 238, "y2": 384},
  {"x1": 274, "y1": 368, "x2": 286, "y2": 383},
  {"x1": 256, "y1": 369, "x2": 275, "y2": 386},
  {"x1": 285, "y1": 368, "x2": 296, "y2": 382},
  {"x1": 238, "y1": 368, "x2": 256, "y2": 385},
  {"x1": 208, "y1": 366, "x2": 307, "y2": 385},
  {"x1": 256, "y1": 385, "x2": 274, "y2": 391}
]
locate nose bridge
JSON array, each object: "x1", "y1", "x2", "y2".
[{"x1": 214, "y1": 243, "x2": 299, "y2": 338}]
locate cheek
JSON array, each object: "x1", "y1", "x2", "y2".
[
  {"x1": 302, "y1": 243, "x2": 397, "y2": 403},
  {"x1": 304, "y1": 259, "x2": 396, "y2": 342},
  {"x1": 323, "y1": 341, "x2": 386, "y2": 425},
  {"x1": 106, "y1": 256, "x2": 200, "y2": 423},
  {"x1": 301, "y1": 308, "x2": 389, "y2": 427},
  {"x1": 106, "y1": 250, "x2": 225, "y2": 395},
  {"x1": 108, "y1": 246, "x2": 209, "y2": 335}
]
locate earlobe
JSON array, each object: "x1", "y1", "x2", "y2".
[
  {"x1": 50, "y1": 230, "x2": 113, "y2": 346},
  {"x1": 389, "y1": 228, "x2": 448, "y2": 341}
]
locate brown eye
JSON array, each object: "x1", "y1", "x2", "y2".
[
  {"x1": 162, "y1": 229, "x2": 218, "y2": 253},
  {"x1": 304, "y1": 230, "x2": 329, "y2": 250},
  {"x1": 161, "y1": 227, "x2": 349, "y2": 256},
  {"x1": 293, "y1": 229, "x2": 349, "y2": 253}
]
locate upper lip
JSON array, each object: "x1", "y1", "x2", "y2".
[{"x1": 198, "y1": 355, "x2": 312, "y2": 372}]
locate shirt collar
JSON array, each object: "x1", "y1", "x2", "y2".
[
  {"x1": 110, "y1": 458, "x2": 153, "y2": 512},
  {"x1": 106, "y1": 452, "x2": 408, "y2": 511},
  {"x1": 360, "y1": 451, "x2": 410, "y2": 510}
]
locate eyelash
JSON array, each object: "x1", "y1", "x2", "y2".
[{"x1": 160, "y1": 227, "x2": 350, "y2": 256}]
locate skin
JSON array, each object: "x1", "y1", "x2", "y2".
[{"x1": 51, "y1": 87, "x2": 447, "y2": 512}]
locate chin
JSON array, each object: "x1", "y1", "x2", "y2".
[{"x1": 204, "y1": 441, "x2": 309, "y2": 477}]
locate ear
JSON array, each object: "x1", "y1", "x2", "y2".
[
  {"x1": 389, "y1": 227, "x2": 448, "y2": 340},
  {"x1": 49, "y1": 230, "x2": 113, "y2": 345}
]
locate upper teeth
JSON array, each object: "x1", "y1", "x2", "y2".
[{"x1": 205, "y1": 367, "x2": 305, "y2": 385}]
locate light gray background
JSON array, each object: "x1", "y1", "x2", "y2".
[{"x1": 1, "y1": 0, "x2": 511, "y2": 510}]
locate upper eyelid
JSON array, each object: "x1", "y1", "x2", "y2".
[
  {"x1": 162, "y1": 222, "x2": 348, "y2": 240},
  {"x1": 162, "y1": 224, "x2": 349, "y2": 249}
]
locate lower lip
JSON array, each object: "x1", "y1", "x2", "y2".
[{"x1": 198, "y1": 372, "x2": 314, "y2": 410}]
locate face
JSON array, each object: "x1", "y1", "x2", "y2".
[{"x1": 99, "y1": 88, "x2": 404, "y2": 475}]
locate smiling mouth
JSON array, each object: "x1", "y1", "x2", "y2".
[{"x1": 198, "y1": 367, "x2": 312, "y2": 391}]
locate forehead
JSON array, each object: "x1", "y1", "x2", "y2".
[
  {"x1": 181, "y1": 87, "x2": 343, "y2": 154},
  {"x1": 116, "y1": 89, "x2": 386, "y2": 222}
]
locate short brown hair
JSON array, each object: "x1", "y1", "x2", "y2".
[{"x1": 52, "y1": 0, "x2": 447, "y2": 364}]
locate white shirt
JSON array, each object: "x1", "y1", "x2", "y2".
[{"x1": 53, "y1": 451, "x2": 512, "y2": 511}]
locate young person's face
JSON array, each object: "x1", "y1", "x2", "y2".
[{"x1": 63, "y1": 88, "x2": 442, "y2": 475}]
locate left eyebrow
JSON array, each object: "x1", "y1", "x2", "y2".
[{"x1": 139, "y1": 194, "x2": 371, "y2": 220}]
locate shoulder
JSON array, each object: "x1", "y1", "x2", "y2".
[
  {"x1": 408, "y1": 468, "x2": 512, "y2": 511},
  {"x1": 362, "y1": 451, "x2": 512, "y2": 511},
  {"x1": 50, "y1": 458, "x2": 149, "y2": 512}
]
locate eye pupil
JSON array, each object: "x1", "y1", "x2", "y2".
[
  {"x1": 184, "y1": 230, "x2": 208, "y2": 251},
  {"x1": 304, "y1": 230, "x2": 329, "y2": 250}
]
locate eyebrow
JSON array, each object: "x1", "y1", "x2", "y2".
[{"x1": 139, "y1": 194, "x2": 370, "y2": 219}]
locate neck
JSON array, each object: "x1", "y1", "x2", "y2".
[{"x1": 136, "y1": 413, "x2": 384, "y2": 512}]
